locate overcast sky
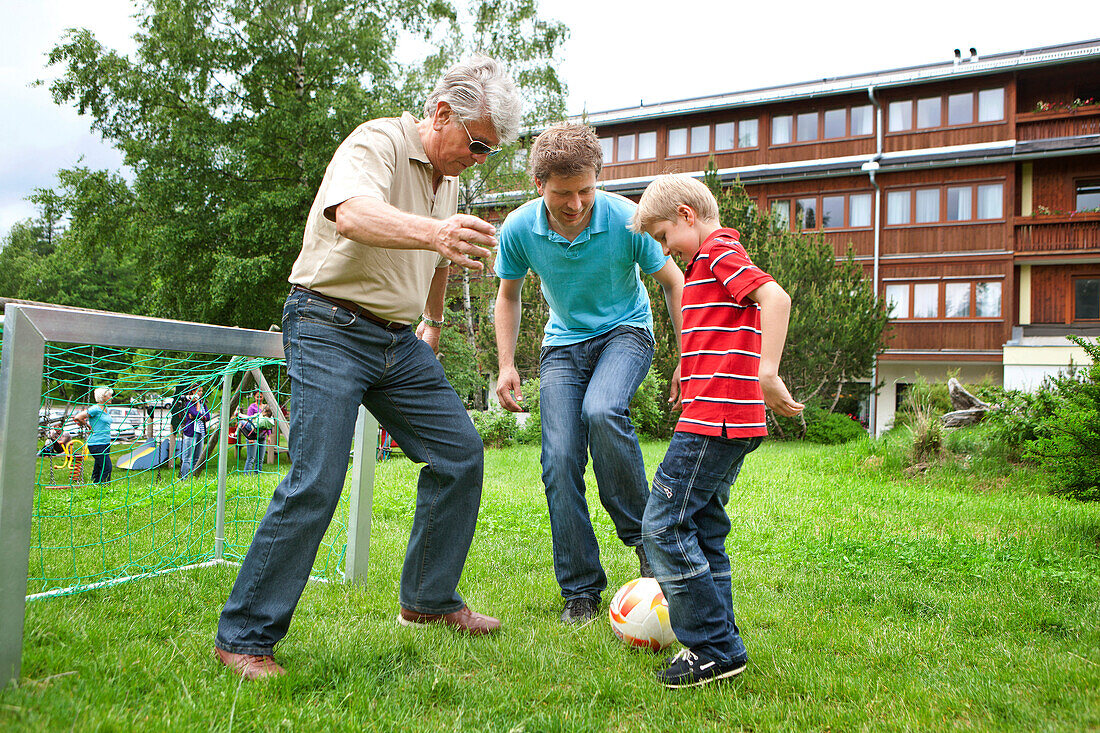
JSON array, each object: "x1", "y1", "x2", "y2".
[{"x1": 1, "y1": 0, "x2": 1094, "y2": 234}]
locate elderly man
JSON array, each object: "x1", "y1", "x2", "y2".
[
  {"x1": 215, "y1": 56, "x2": 522, "y2": 680},
  {"x1": 494, "y1": 123, "x2": 684, "y2": 624}
]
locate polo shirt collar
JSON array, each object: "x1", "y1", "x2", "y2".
[
  {"x1": 400, "y1": 112, "x2": 431, "y2": 165},
  {"x1": 534, "y1": 188, "x2": 610, "y2": 243}
]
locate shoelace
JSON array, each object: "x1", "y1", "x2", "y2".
[{"x1": 670, "y1": 648, "x2": 699, "y2": 666}]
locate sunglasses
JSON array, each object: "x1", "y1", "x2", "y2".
[{"x1": 457, "y1": 116, "x2": 501, "y2": 157}]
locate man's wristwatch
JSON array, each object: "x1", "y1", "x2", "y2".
[{"x1": 421, "y1": 314, "x2": 445, "y2": 329}]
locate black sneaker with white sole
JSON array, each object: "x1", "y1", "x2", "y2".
[
  {"x1": 655, "y1": 648, "x2": 748, "y2": 688},
  {"x1": 560, "y1": 596, "x2": 599, "y2": 624}
]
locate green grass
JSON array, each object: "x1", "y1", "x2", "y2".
[{"x1": 4, "y1": 440, "x2": 1099, "y2": 731}]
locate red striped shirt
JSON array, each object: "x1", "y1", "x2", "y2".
[{"x1": 677, "y1": 228, "x2": 774, "y2": 438}]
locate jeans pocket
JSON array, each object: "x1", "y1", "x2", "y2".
[{"x1": 297, "y1": 296, "x2": 357, "y2": 327}]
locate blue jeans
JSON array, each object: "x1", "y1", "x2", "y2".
[
  {"x1": 244, "y1": 436, "x2": 266, "y2": 473},
  {"x1": 539, "y1": 325, "x2": 654, "y2": 602},
  {"x1": 180, "y1": 433, "x2": 202, "y2": 477},
  {"x1": 88, "y1": 442, "x2": 112, "y2": 483},
  {"x1": 641, "y1": 431, "x2": 761, "y2": 662},
  {"x1": 216, "y1": 289, "x2": 484, "y2": 655}
]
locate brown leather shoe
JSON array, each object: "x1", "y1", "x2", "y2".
[
  {"x1": 214, "y1": 646, "x2": 286, "y2": 680},
  {"x1": 397, "y1": 605, "x2": 501, "y2": 635}
]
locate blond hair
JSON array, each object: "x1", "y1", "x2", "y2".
[
  {"x1": 530, "y1": 123, "x2": 602, "y2": 183},
  {"x1": 629, "y1": 174, "x2": 720, "y2": 233}
]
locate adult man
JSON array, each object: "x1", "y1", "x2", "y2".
[
  {"x1": 494, "y1": 123, "x2": 684, "y2": 624},
  {"x1": 215, "y1": 56, "x2": 523, "y2": 679}
]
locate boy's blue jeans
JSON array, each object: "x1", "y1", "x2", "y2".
[
  {"x1": 216, "y1": 289, "x2": 484, "y2": 656},
  {"x1": 539, "y1": 325, "x2": 654, "y2": 602},
  {"x1": 642, "y1": 431, "x2": 761, "y2": 662},
  {"x1": 244, "y1": 437, "x2": 265, "y2": 473}
]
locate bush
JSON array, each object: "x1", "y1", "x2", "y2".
[
  {"x1": 471, "y1": 408, "x2": 518, "y2": 449},
  {"x1": 900, "y1": 377, "x2": 943, "y2": 466},
  {"x1": 1026, "y1": 336, "x2": 1100, "y2": 500},
  {"x1": 516, "y1": 378, "x2": 541, "y2": 445},
  {"x1": 630, "y1": 368, "x2": 671, "y2": 440},
  {"x1": 803, "y1": 408, "x2": 867, "y2": 444}
]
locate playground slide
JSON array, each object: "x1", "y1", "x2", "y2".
[{"x1": 116, "y1": 437, "x2": 183, "y2": 471}]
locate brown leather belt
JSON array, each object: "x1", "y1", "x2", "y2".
[{"x1": 291, "y1": 285, "x2": 409, "y2": 330}]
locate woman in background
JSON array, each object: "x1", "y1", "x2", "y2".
[{"x1": 74, "y1": 387, "x2": 114, "y2": 483}]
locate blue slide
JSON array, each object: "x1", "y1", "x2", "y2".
[{"x1": 116, "y1": 437, "x2": 183, "y2": 470}]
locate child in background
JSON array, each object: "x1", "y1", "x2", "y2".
[{"x1": 629, "y1": 174, "x2": 803, "y2": 688}]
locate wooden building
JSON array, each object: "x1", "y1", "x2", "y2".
[{"x1": 567, "y1": 38, "x2": 1100, "y2": 434}]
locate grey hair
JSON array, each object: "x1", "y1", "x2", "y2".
[
  {"x1": 93, "y1": 387, "x2": 113, "y2": 404},
  {"x1": 423, "y1": 55, "x2": 523, "y2": 145}
]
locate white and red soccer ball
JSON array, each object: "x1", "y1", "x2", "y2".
[{"x1": 608, "y1": 577, "x2": 677, "y2": 651}]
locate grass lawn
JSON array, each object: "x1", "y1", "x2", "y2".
[{"x1": 3, "y1": 439, "x2": 1099, "y2": 731}]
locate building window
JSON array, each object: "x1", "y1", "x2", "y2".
[
  {"x1": 772, "y1": 193, "x2": 874, "y2": 231},
  {"x1": 885, "y1": 284, "x2": 910, "y2": 319},
  {"x1": 913, "y1": 283, "x2": 939, "y2": 318},
  {"x1": 916, "y1": 97, "x2": 941, "y2": 128},
  {"x1": 948, "y1": 92, "x2": 974, "y2": 125},
  {"x1": 978, "y1": 88, "x2": 1005, "y2": 122},
  {"x1": 823, "y1": 109, "x2": 846, "y2": 139},
  {"x1": 976, "y1": 183, "x2": 1003, "y2": 219},
  {"x1": 795, "y1": 197, "x2": 817, "y2": 228},
  {"x1": 849, "y1": 194, "x2": 872, "y2": 228},
  {"x1": 599, "y1": 137, "x2": 614, "y2": 162},
  {"x1": 1076, "y1": 278, "x2": 1100, "y2": 320},
  {"x1": 945, "y1": 282, "x2": 971, "y2": 317},
  {"x1": 715, "y1": 122, "x2": 735, "y2": 151},
  {"x1": 772, "y1": 115, "x2": 792, "y2": 145},
  {"x1": 887, "y1": 190, "x2": 911, "y2": 225},
  {"x1": 638, "y1": 131, "x2": 657, "y2": 160},
  {"x1": 772, "y1": 200, "x2": 790, "y2": 229},
  {"x1": 946, "y1": 186, "x2": 972, "y2": 221},
  {"x1": 915, "y1": 188, "x2": 940, "y2": 223},
  {"x1": 690, "y1": 125, "x2": 710, "y2": 154},
  {"x1": 617, "y1": 134, "x2": 635, "y2": 162},
  {"x1": 796, "y1": 112, "x2": 818, "y2": 142},
  {"x1": 888, "y1": 280, "x2": 1002, "y2": 320},
  {"x1": 821, "y1": 195, "x2": 845, "y2": 229},
  {"x1": 739, "y1": 119, "x2": 759, "y2": 147},
  {"x1": 851, "y1": 105, "x2": 873, "y2": 135},
  {"x1": 1077, "y1": 181, "x2": 1100, "y2": 212},
  {"x1": 975, "y1": 282, "x2": 1002, "y2": 317},
  {"x1": 668, "y1": 128, "x2": 687, "y2": 156},
  {"x1": 888, "y1": 100, "x2": 912, "y2": 132}
]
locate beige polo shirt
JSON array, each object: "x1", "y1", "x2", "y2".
[{"x1": 289, "y1": 112, "x2": 456, "y2": 324}]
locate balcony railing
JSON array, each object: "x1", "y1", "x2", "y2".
[
  {"x1": 1016, "y1": 106, "x2": 1100, "y2": 140},
  {"x1": 1014, "y1": 213, "x2": 1100, "y2": 254}
]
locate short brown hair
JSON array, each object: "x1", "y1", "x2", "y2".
[
  {"x1": 530, "y1": 123, "x2": 602, "y2": 183},
  {"x1": 629, "y1": 174, "x2": 720, "y2": 233}
]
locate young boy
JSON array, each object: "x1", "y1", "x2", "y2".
[{"x1": 630, "y1": 174, "x2": 803, "y2": 689}]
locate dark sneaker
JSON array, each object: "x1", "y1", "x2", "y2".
[
  {"x1": 635, "y1": 545, "x2": 654, "y2": 578},
  {"x1": 655, "y1": 648, "x2": 747, "y2": 689},
  {"x1": 560, "y1": 596, "x2": 599, "y2": 624}
]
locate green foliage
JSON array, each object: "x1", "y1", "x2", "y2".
[
  {"x1": 802, "y1": 407, "x2": 867, "y2": 445},
  {"x1": 1027, "y1": 337, "x2": 1100, "y2": 500},
  {"x1": 629, "y1": 367, "x2": 671, "y2": 440},
  {"x1": 437, "y1": 306, "x2": 485, "y2": 406},
  {"x1": 703, "y1": 164, "x2": 889, "y2": 436},
  {"x1": 0, "y1": 168, "x2": 142, "y2": 313},
  {"x1": 471, "y1": 407, "x2": 518, "y2": 448},
  {"x1": 900, "y1": 377, "x2": 943, "y2": 466}
]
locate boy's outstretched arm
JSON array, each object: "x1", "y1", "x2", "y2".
[{"x1": 748, "y1": 281, "x2": 804, "y2": 417}]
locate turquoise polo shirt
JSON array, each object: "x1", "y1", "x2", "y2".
[
  {"x1": 495, "y1": 190, "x2": 669, "y2": 347},
  {"x1": 86, "y1": 405, "x2": 112, "y2": 445}
]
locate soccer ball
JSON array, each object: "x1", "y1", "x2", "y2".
[{"x1": 608, "y1": 577, "x2": 676, "y2": 651}]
